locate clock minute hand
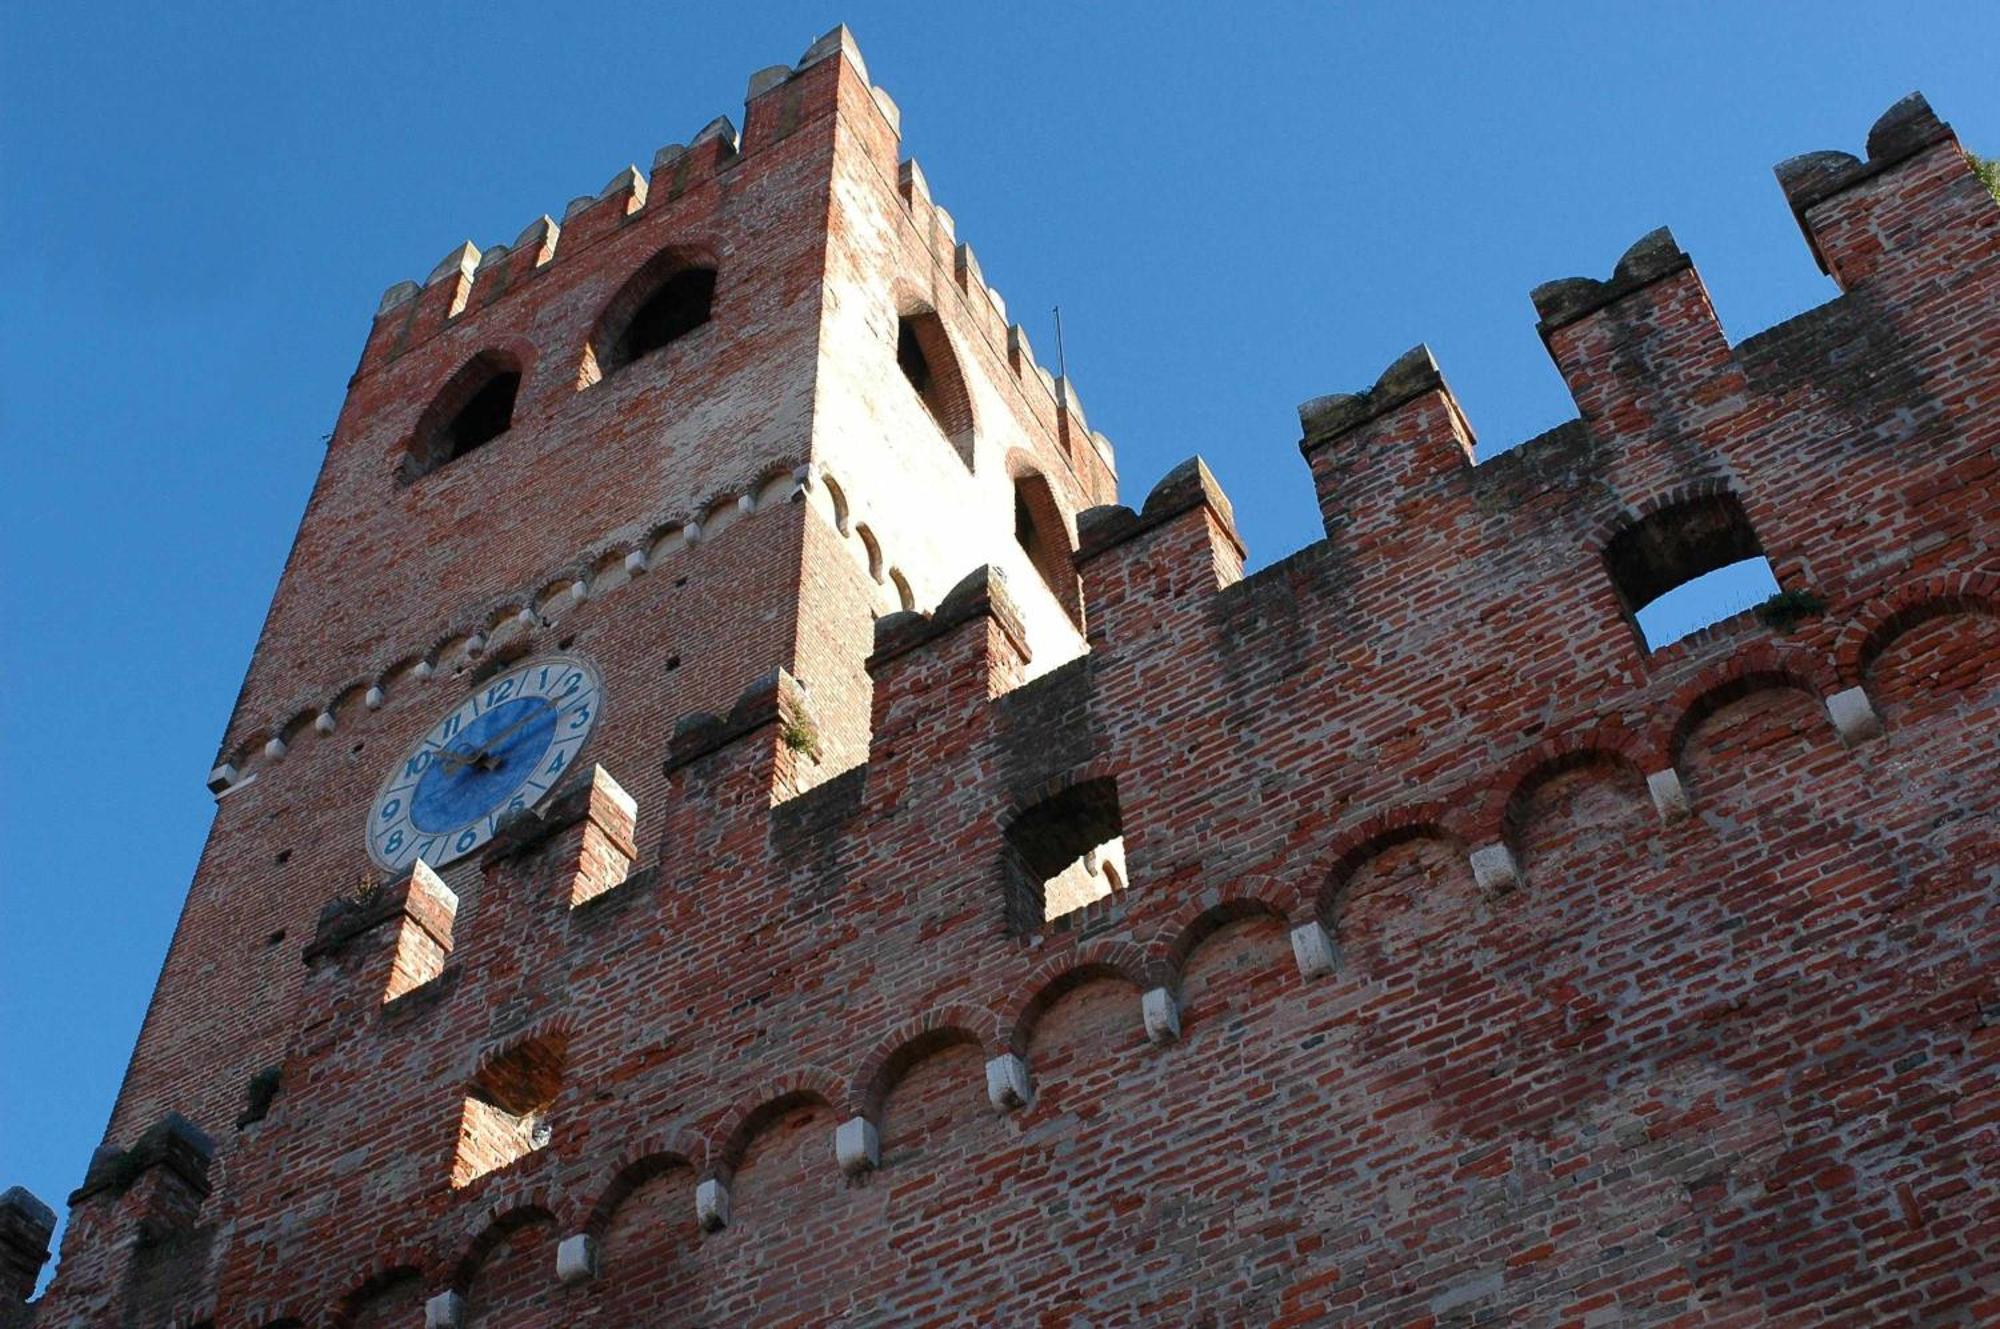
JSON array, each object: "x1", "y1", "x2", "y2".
[{"x1": 456, "y1": 706, "x2": 547, "y2": 772}]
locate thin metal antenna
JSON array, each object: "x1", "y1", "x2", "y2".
[{"x1": 1052, "y1": 305, "x2": 1067, "y2": 380}]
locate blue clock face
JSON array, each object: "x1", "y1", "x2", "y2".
[{"x1": 367, "y1": 654, "x2": 604, "y2": 872}]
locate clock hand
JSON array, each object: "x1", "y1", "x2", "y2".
[{"x1": 449, "y1": 705, "x2": 549, "y2": 773}]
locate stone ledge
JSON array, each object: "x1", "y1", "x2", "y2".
[
  {"x1": 1075, "y1": 457, "x2": 1244, "y2": 565},
  {"x1": 1531, "y1": 228, "x2": 1692, "y2": 335},
  {"x1": 868, "y1": 565, "x2": 1031, "y2": 670},
  {"x1": 70, "y1": 1113, "x2": 214, "y2": 1206}
]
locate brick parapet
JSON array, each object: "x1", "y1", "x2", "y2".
[{"x1": 22, "y1": 70, "x2": 2000, "y2": 1327}]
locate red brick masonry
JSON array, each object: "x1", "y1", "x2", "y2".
[{"x1": 7, "y1": 29, "x2": 1996, "y2": 1329}]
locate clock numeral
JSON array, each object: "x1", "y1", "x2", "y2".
[
  {"x1": 559, "y1": 671, "x2": 583, "y2": 697},
  {"x1": 385, "y1": 829, "x2": 403, "y2": 855},
  {"x1": 485, "y1": 677, "x2": 516, "y2": 707},
  {"x1": 442, "y1": 712, "x2": 464, "y2": 740},
  {"x1": 379, "y1": 798, "x2": 400, "y2": 822},
  {"x1": 404, "y1": 751, "x2": 431, "y2": 779},
  {"x1": 456, "y1": 827, "x2": 478, "y2": 853},
  {"x1": 547, "y1": 749, "x2": 567, "y2": 776},
  {"x1": 568, "y1": 704, "x2": 592, "y2": 731}
]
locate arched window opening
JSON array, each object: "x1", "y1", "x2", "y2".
[
  {"x1": 581, "y1": 251, "x2": 717, "y2": 387},
  {"x1": 621, "y1": 268, "x2": 716, "y2": 365},
  {"x1": 403, "y1": 352, "x2": 523, "y2": 482},
  {"x1": 1013, "y1": 473, "x2": 1082, "y2": 624},
  {"x1": 896, "y1": 312, "x2": 974, "y2": 467},
  {"x1": 452, "y1": 1034, "x2": 565, "y2": 1189},
  {"x1": 1003, "y1": 777, "x2": 1125, "y2": 933},
  {"x1": 1604, "y1": 492, "x2": 1781, "y2": 650},
  {"x1": 447, "y1": 371, "x2": 520, "y2": 459}
]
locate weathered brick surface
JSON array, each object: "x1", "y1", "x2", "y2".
[{"x1": 14, "y1": 33, "x2": 1998, "y2": 1328}]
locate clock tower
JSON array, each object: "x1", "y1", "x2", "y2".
[{"x1": 39, "y1": 25, "x2": 1114, "y2": 1315}]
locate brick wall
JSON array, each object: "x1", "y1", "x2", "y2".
[{"x1": 14, "y1": 37, "x2": 1997, "y2": 1329}]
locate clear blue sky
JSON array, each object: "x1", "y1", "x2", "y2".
[{"x1": 3, "y1": 1, "x2": 1994, "y2": 1288}]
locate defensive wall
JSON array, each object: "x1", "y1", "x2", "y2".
[{"x1": 6, "y1": 30, "x2": 1997, "y2": 1328}]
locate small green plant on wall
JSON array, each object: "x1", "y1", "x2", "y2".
[
  {"x1": 1975, "y1": 155, "x2": 2000, "y2": 204},
  {"x1": 780, "y1": 709, "x2": 823, "y2": 761},
  {"x1": 1756, "y1": 588, "x2": 1827, "y2": 632}
]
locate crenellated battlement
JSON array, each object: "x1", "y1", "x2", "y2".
[
  {"x1": 363, "y1": 29, "x2": 847, "y2": 363},
  {"x1": 16, "y1": 77, "x2": 1999, "y2": 1327}
]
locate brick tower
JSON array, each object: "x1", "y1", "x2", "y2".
[{"x1": 9, "y1": 28, "x2": 1998, "y2": 1329}]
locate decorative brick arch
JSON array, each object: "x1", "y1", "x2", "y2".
[
  {"x1": 704, "y1": 1069, "x2": 845, "y2": 1183},
  {"x1": 1002, "y1": 940, "x2": 1157, "y2": 1055},
  {"x1": 848, "y1": 1005, "x2": 1000, "y2": 1120},
  {"x1": 1152, "y1": 894, "x2": 1291, "y2": 989},
  {"x1": 1470, "y1": 721, "x2": 1655, "y2": 848},
  {"x1": 461, "y1": 1011, "x2": 579, "y2": 1085},
  {"x1": 330, "y1": 1254, "x2": 432, "y2": 1328},
  {"x1": 581, "y1": 1128, "x2": 707, "y2": 1241},
  {"x1": 332, "y1": 1264, "x2": 426, "y2": 1329},
  {"x1": 1300, "y1": 803, "x2": 1465, "y2": 926},
  {"x1": 1002, "y1": 758, "x2": 1123, "y2": 824},
  {"x1": 1656, "y1": 640, "x2": 1841, "y2": 768},
  {"x1": 1583, "y1": 475, "x2": 1744, "y2": 559},
  {"x1": 1833, "y1": 569, "x2": 2000, "y2": 685},
  {"x1": 443, "y1": 1194, "x2": 557, "y2": 1292}
]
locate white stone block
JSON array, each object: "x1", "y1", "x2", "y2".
[
  {"x1": 1646, "y1": 767, "x2": 1690, "y2": 821},
  {"x1": 568, "y1": 580, "x2": 588, "y2": 603},
  {"x1": 737, "y1": 493, "x2": 757, "y2": 515},
  {"x1": 834, "y1": 1115, "x2": 879, "y2": 1175},
  {"x1": 424, "y1": 1290, "x2": 464, "y2": 1328},
  {"x1": 624, "y1": 548, "x2": 650, "y2": 576},
  {"x1": 1290, "y1": 920, "x2": 1337, "y2": 979},
  {"x1": 465, "y1": 632, "x2": 487, "y2": 656},
  {"x1": 365, "y1": 685, "x2": 384, "y2": 710},
  {"x1": 1141, "y1": 987, "x2": 1181, "y2": 1044},
  {"x1": 313, "y1": 711, "x2": 336, "y2": 735},
  {"x1": 985, "y1": 1053, "x2": 1032, "y2": 1112},
  {"x1": 263, "y1": 737, "x2": 287, "y2": 761},
  {"x1": 206, "y1": 763, "x2": 238, "y2": 794},
  {"x1": 408, "y1": 859, "x2": 459, "y2": 913},
  {"x1": 683, "y1": 521, "x2": 703, "y2": 546},
  {"x1": 426, "y1": 241, "x2": 480, "y2": 286},
  {"x1": 555, "y1": 1232, "x2": 598, "y2": 1285},
  {"x1": 694, "y1": 1177, "x2": 731, "y2": 1231},
  {"x1": 747, "y1": 64, "x2": 791, "y2": 99},
  {"x1": 414, "y1": 660, "x2": 435, "y2": 680},
  {"x1": 1826, "y1": 686, "x2": 1883, "y2": 745},
  {"x1": 1469, "y1": 842, "x2": 1520, "y2": 894},
  {"x1": 377, "y1": 279, "x2": 419, "y2": 314}
]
